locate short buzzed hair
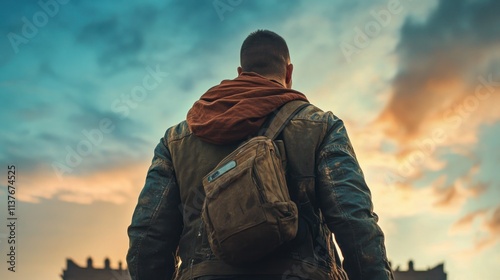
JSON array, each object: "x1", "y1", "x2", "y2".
[{"x1": 240, "y1": 30, "x2": 290, "y2": 79}]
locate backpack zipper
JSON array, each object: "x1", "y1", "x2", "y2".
[{"x1": 252, "y1": 164, "x2": 268, "y2": 204}]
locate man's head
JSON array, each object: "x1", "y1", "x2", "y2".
[{"x1": 238, "y1": 30, "x2": 293, "y2": 88}]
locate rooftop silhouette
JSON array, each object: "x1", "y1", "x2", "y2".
[
  {"x1": 393, "y1": 260, "x2": 447, "y2": 280},
  {"x1": 61, "y1": 257, "x2": 130, "y2": 280},
  {"x1": 61, "y1": 257, "x2": 446, "y2": 279}
]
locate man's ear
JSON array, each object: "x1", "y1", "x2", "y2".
[
  {"x1": 237, "y1": 66, "x2": 243, "y2": 75},
  {"x1": 285, "y1": 64, "x2": 293, "y2": 88}
]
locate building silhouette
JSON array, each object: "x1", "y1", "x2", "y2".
[
  {"x1": 393, "y1": 260, "x2": 447, "y2": 280},
  {"x1": 61, "y1": 257, "x2": 446, "y2": 280},
  {"x1": 61, "y1": 257, "x2": 130, "y2": 280}
]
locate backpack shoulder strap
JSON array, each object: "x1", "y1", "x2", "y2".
[{"x1": 263, "y1": 100, "x2": 310, "y2": 140}]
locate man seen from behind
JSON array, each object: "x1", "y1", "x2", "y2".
[{"x1": 127, "y1": 29, "x2": 394, "y2": 280}]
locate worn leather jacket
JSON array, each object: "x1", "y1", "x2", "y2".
[{"x1": 127, "y1": 104, "x2": 394, "y2": 280}]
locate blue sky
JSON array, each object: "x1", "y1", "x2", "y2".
[{"x1": 1, "y1": 0, "x2": 499, "y2": 279}]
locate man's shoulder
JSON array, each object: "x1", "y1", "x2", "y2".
[
  {"x1": 163, "y1": 120, "x2": 192, "y2": 143},
  {"x1": 293, "y1": 102, "x2": 341, "y2": 125}
]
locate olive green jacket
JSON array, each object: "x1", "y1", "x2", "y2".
[{"x1": 127, "y1": 104, "x2": 394, "y2": 280}]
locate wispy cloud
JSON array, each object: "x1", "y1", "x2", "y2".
[
  {"x1": 433, "y1": 181, "x2": 487, "y2": 211},
  {"x1": 14, "y1": 161, "x2": 149, "y2": 204},
  {"x1": 376, "y1": 0, "x2": 500, "y2": 142},
  {"x1": 452, "y1": 208, "x2": 488, "y2": 233},
  {"x1": 451, "y1": 206, "x2": 500, "y2": 256}
]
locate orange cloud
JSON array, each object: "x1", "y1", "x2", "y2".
[
  {"x1": 17, "y1": 161, "x2": 150, "y2": 204},
  {"x1": 452, "y1": 208, "x2": 488, "y2": 233},
  {"x1": 373, "y1": 0, "x2": 500, "y2": 148},
  {"x1": 433, "y1": 182, "x2": 488, "y2": 212}
]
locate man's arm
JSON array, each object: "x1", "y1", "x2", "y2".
[
  {"x1": 127, "y1": 137, "x2": 183, "y2": 280},
  {"x1": 316, "y1": 113, "x2": 394, "y2": 280}
]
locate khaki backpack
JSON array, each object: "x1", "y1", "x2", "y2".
[{"x1": 201, "y1": 100, "x2": 310, "y2": 265}]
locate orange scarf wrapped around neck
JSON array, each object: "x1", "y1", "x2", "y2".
[{"x1": 187, "y1": 72, "x2": 308, "y2": 144}]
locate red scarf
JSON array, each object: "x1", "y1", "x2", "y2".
[{"x1": 187, "y1": 72, "x2": 308, "y2": 144}]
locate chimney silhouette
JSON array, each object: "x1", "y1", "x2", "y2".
[
  {"x1": 104, "y1": 258, "x2": 111, "y2": 269},
  {"x1": 87, "y1": 257, "x2": 93, "y2": 268}
]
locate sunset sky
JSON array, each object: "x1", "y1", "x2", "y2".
[{"x1": 1, "y1": 0, "x2": 499, "y2": 279}]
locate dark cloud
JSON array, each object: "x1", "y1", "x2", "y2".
[
  {"x1": 67, "y1": 104, "x2": 150, "y2": 150},
  {"x1": 59, "y1": 101, "x2": 151, "y2": 167},
  {"x1": 77, "y1": 17, "x2": 145, "y2": 74},
  {"x1": 377, "y1": 0, "x2": 500, "y2": 140},
  {"x1": 36, "y1": 61, "x2": 101, "y2": 96},
  {"x1": 0, "y1": 92, "x2": 151, "y2": 179}
]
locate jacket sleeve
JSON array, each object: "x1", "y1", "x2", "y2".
[
  {"x1": 127, "y1": 136, "x2": 183, "y2": 280},
  {"x1": 316, "y1": 113, "x2": 394, "y2": 280}
]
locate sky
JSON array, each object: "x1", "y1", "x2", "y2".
[{"x1": 0, "y1": 0, "x2": 499, "y2": 279}]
